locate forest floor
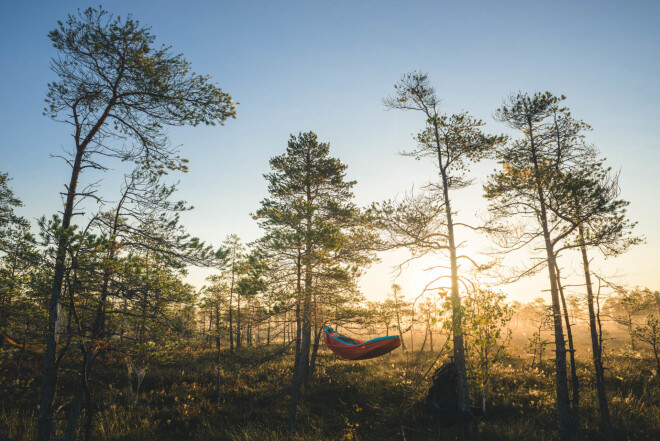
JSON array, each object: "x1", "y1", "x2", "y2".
[{"x1": 0, "y1": 344, "x2": 658, "y2": 441}]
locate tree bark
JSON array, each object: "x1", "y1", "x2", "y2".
[
  {"x1": 38, "y1": 149, "x2": 84, "y2": 441},
  {"x1": 429, "y1": 309, "x2": 434, "y2": 352},
  {"x1": 308, "y1": 326, "x2": 323, "y2": 382},
  {"x1": 288, "y1": 289, "x2": 309, "y2": 434},
  {"x1": 229, "y1": 256, "x2": 236, "y2": 353},
  {"x1": 289, "y1": 166, "x2": 315, "y2": 434},
  {"x1": 529, "y1": 132, "x2": 573, "y2": 441},
  {"x1": 555, "y1": 262, "x2": 580, "y2": 437},
  {"x1": 214, "y1": 303, "x2": 221, "y2": 350},
  {"x1": 437, "y1": 144, "x2": 471, "y2": 441},
  {"x1": 580, "y1": 228, "x2": 614, "y2": 441},
  {"x1": 393, "y1": 287, "x2": 406, "y2": 351},
  {"x1": 298, "y1": 265, "x2": 313, "y2": 384},
  {"x1": 38, "y1": 88, "x2": 118, "y2": 441}
]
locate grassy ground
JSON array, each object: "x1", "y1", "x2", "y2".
[{"x1": 0, "y1": 345, "x2": 658, "y2": 441}]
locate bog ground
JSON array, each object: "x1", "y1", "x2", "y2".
[{"x1": 1, "y1": 344, "x2": 658, "y2": 441}]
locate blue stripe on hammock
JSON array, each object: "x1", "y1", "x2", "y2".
[{"x1": 324, "y1": 327, "x2": 399, "y2": 346}]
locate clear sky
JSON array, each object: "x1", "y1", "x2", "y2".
[{"x1": 1, "y1": 0, "x2": 658, "y2": 303}]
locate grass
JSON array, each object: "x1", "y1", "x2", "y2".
[{"x1": 0, "y1": 344, "x2": 658, "y2": 440}]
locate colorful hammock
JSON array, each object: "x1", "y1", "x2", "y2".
[
  {"x1": 0, "y1": 329, "x2": 20, "y2": 347},
  {"x1": 0, "y1": 330, "x2": 107, "y2": 354},
  {"x1": 323, "y1": 326, "x2": 401, "y2": 360}
]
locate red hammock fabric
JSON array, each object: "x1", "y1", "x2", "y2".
[{"x1": 323, "y1": 327, "x2": 401, "y2": 360}]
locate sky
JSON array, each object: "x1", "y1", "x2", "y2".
[{"x1": 1, "y1": 0, "x2": 658, "y2": 303}]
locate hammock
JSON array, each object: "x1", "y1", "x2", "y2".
[
  {"x1": 0, "y1": 329, "x2": 20, "y2": 347},
  {"x1": 323, "y1": 326, "x2": 401, "y2": 360},
  {"x1": 0, "y1": 329, "x2": 39, "y2": 352},
  {"x1": 0, "y1": 330, "x2": 107, "y2": 353}
]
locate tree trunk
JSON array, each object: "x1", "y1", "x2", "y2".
[
  {"x1": 442, "y1": 173, "x2": 471, "y2": 441},
  {"x1": 63, "y1": 345, "x2": 90, "y2": 441},
  {"x1": 393, "y1": 288, "x2": 406, "y2": 351},
  {"x1": 542, "y1": 234, "x2": 573, "y2": 441},
  {"x1": 289, "y1": 211, "x2": 314, "y2": 434},
  {"x1": 214, "y1": 303, "x2": 221, "y2": 350},
  {"x1": 38, "y1": 89, "x2": 118, "y2": 441},
  {"x1": 628, "y1": 319, "x2": 635, "y2": 351},
  {"x1": 288, "y1": 291, "x2": 308, "y2": 434},
  {"x1": 228, "y1": 290, "x2": 234, "y2": 353},
  {"x1": 419, "y1": 322, "x2": 429, "y2": 353},
  {"x1": 38, "y1": 149, "x2": 84, "y2": 441},
  {"x1": 410, "y1": 304, "x2": 415, "y2": 352},
  {"x1": 555, "y1": 262, "x2": 580, "y2": 436},
  {"x1": 236, "y1": 293, "x2": 241, "y2": 349},
  {"x1": 293, "y1": 251, "x2": 303, "y2": 360},
  {"x1": 291, "y1": 266, "x2": 302, "y2": 385},
  {"x1": 308, "y1": 326, "x2": 323, "y2": 382},
  {"x1": 525, "y1": 119, "x2": 574, "y2": 441},
  {"x1": 288, "y1": 347, "x2": 304, "y2": 434},
  {"x1": 299, "y1": 274, "x2": 312, "y2": 384},
  {"x1": 63, "y1": 198, "x2": 131, "y2": 440},
  {"x1": 580, "y1": 228, "x2": 614, "y2": 441},
  {"x1": 431, "y1": 117, "x2": 472, "y2": 440},
  {"x1": 429, "y1": 309, "x2": 434, "y2": 352}
]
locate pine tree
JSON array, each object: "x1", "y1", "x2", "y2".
[
  {"x1": 484, "y1": 92, "x2": 618, "y2": 440},
  {"x1": 38, "y1": 8, "x2": 235, "y2": 439},
  {"x1": 380, "y1": 72, "x2": 504, "y2": 440},
  {"x1": 254, "y1": 131, "x2": 374, "y2": 434}
]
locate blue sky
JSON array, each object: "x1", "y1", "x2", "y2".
[{"x1": 1, "y1": 0, "x2": 658, "y2": 302}]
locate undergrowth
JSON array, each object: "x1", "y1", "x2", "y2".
[{"x1": 0, "y1": 345, "x2": 657, "y2": 440}]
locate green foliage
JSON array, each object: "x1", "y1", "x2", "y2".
[
  {"x1": 519, "y1": 298, "x2": 553, "y2": 367},
  {"x1": 254, "y1": 131, "x2": 375, "y2": 326},
  {"x1": 607, "y1": 287, "x2": 656, "y2": 350},
  {"x1": 46, "y1": 6, "x2": 236, "y2": 171},
  {"x1": 385, "y1": 72, "x2": 505, "y2": 186},
  {"x1": 463, "y1": 290, "x2": 513, "y2": 397},
  {"x1": 0, "y1": 173, "x2": 41, "y2": 350},
  {"x1": 486, "y1": 92, "x2": 577, "y2": 232},
  {"x1": 634, "y1": 314, "x2": 660, "y2": 372},
  {"x1": 0, "y1": 172, "x2": 24, "y2": 244}
]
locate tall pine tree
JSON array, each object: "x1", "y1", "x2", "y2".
[{"x1": 254, "y1": 132, "x2": 373, "y2": 434}]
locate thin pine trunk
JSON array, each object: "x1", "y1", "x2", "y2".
[
  {"x1": 536, "y1": 189, "x2": 573, "y2": 440},
  {"x1": 410, "y1": 305, "x2": 415, "y2": 353},
  {"x1": 236, "y1": 293, "x2": 241, "y2": 349},
  {"x1": 580, "y1": 228, "x2": 614, "y2": 441},
  {"x1": 38, "y1": 149, "x2": 84, "y2": 441},
  {"x1": 289, "y1": 190, "x2": 314, "y2": 434},
  {"x1": 556, "y1": 262, "x2": 580, "y2": 434},
  {"x1": 39, "y1": 94, "x2": 118, "y2": 441},
  {"x1": 524, "y1": 118, "x2": 573, "y2": 441},
  {"x1": 430, "y1": 117, "x2": 472, "y2": 441},
  {"x1": 308, "y1": 327, "x2": 322, "y2": 381},
  {"x1": 429, "y1": 309, "x2": 434, "y2": 352},
  {"x1": 214, "y1": 303, "x2": 220, "y2": 350},
  {"x1": 442, "y1": 171, "x2": 471, "y2": 440},
  {"x1": 393, "y1": 288, "x2": 406, "y2": 351},
  {"x1": 228, "y1": 291, "x2": 234, "y2": 353}
]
